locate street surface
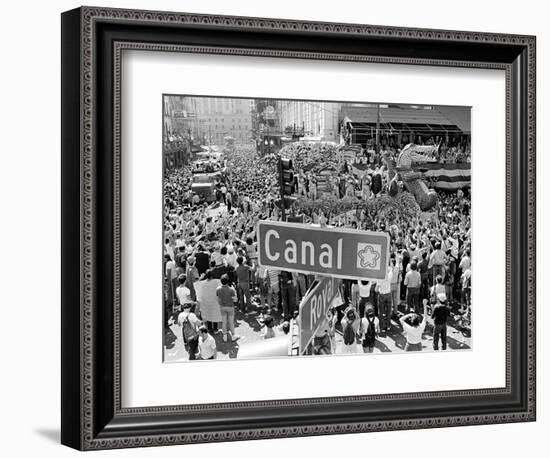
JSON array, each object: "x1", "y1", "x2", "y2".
[{"x1": 163, "y1": 298, "x2": 471, "y2": 361}]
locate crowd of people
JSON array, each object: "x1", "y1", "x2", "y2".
[{"x1": 163, "y1": 139, "x2": 472, "y2": 360}]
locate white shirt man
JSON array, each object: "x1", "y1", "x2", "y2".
[
  {"x1": 224, "y1": 249, "x2": 237, "y2": 267},
  {"x1": 400, "y1": 315, "x2": 426, "y2": 345},
  {"x1": 376, "y1": 267, "x2": 392, "y2": 295},
  {"x1": 198, "y1": 327, "x2": 217, "y2": 360},
  {"x1": 165, "y1": 258, "x2": 177, "y2": 281},
  {"x1": 211, "y1": 249, "x2": 224, "y2": 267},
  {"x1": 176, "y1": 283, "x2": 192, "y2": 305},
  {"x1": 357, "y1": 281, "x2": 371, "y2": 298},
  {"x1": 165, "y1": 243, "x2": 175, "y2": 261},
  {"x1": 459, "y1": 253, "x2": 471, "y2": 271}
]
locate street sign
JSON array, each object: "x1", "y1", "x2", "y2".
[
  {"x1": 257, "y1": 221, "x2": 390, "y2": 281},
  {"x1": 299, "y1": 276, "x2": 340, "y2": 353}
]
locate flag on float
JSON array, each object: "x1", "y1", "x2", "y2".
[{"x1": 413, "y1": 162, "x2": 471, "y2": 190}]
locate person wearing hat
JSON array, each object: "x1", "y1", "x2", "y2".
[{"x1": 431, "y1": 292, "x2": 450, "y2": 350}]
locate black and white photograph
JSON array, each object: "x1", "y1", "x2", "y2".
[
  {"x1": 0, "y1": 0, "x2": 543, "y2": 454},
  {"x1": 162, "y1": 96, "x2": 472, "y2": 362}
]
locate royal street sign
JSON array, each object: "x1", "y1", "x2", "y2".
[
  {"x1": 257, "y1": 221, "x2": 390, "y2": 281},
  {"x1": 299, "y1": 276, "x2": 340, "y2": 353}
]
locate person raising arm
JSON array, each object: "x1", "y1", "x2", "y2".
[{"x1": 399, "y1": 300, "x2": 428, "y2": 351}]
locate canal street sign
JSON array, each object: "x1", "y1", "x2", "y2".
[
  {"x1": 299, "y1": 276, "x2": 340, "y2": 353},
  {"x1": 257, "y1": 221, "x2": 390, "y2": 281}
]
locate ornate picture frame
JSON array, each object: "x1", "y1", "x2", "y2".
[{"x1": 61, "y1": 6, "x2": 536, "y2": 450}]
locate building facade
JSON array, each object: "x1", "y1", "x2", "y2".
[
  {"x1": 276, "y1": 100, "x2": 340, "y2": 142},
  {"x1": 163, "y1": 96, "x2": 196, "y2": 170},
  {"x1": 193, "y1": 97, "x2": 254, "y2": 145},
  {"x1": 164, "y1": 96, "x2": 254, "y2": 146}
]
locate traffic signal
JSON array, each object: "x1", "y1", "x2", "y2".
[
  {"x1": 279, "y1": 157, "x2": 297, "y2": 210},
  {"x1": 280, "y1": 158, "x2": 294, "y2": 195}
]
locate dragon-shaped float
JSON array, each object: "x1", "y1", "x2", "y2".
[{"x1": 384, "y1": 143, "x2": 439, "y2": 211}]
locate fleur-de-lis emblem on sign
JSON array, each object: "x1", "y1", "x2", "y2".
[{"x1": 357, "y1": 245, "x2": 380, "y2": 269}]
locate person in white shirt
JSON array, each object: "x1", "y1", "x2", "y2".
[
  {"x1": 178, "y1": 304, "x2": 201, "y2": 360},
  {"x1": 353, "y1": 280, "x2": 372, "y2": 319},
  {"x1": 459, "y1": 249, "x2": 471, "y2": 271},
  {"x1": 399, "y1": 301, "x2": 428, "y2": 351},
  {"x1": 376, "y1": 265, "x2": 393, "y2": 332},
  {"x1": 224, "y1": 246, "x2": 237, "y2": 267},
  {"x1": 175, "y1": 274, "x2": 193, "y2": 307},
  {"x1": 388, "y1": 253, "x2": 401, "y2": 314},
  {"x1": 429, "y1": 241, "x2": 447, "y2": 284},
  {"x1": 165, "y1": 254, "x2": 178, "y2": 306},
  {"x1": 164, "y1": 239, "x2": 175, "y2": 262},
  {"x1": 404, "y1": 262, "x2": 422, "y2": 314},
  {"x1": 198, "y1": 326, "x2": 217, "y2": 360},
  {"x1": 430, "y1": 275, "x2": 446, "y2": 301}
]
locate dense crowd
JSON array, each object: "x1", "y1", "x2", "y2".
[{"x1": 164, "y1": 140, "x2": 472, "y2": 360}]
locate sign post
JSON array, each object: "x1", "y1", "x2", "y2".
[
  {"x1": 298, "y1": 276, "x2": 340, "y2": 354},
  {"x1": 258, "y1": 220, "x2": 390, "y2": 356},
  {"x1": 257, "y1": 221, "x2": 390, "y2": 281}
]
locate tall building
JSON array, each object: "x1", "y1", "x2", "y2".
[
  {"x1": 163, "y1": 96, "x2": 254, "y2": 145},
  {"x1": 276, "y1": 100, "x2": 340, "y2": 142},
  {"x1": 163, "y1": 95, "x2": 204, "y2": 143},
  {"x1": 191, "y1": 97, "x2": 254, "y2": 145},
  {"x1": 163, "y1": 96, "x2": 197, "y2": 170}
]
